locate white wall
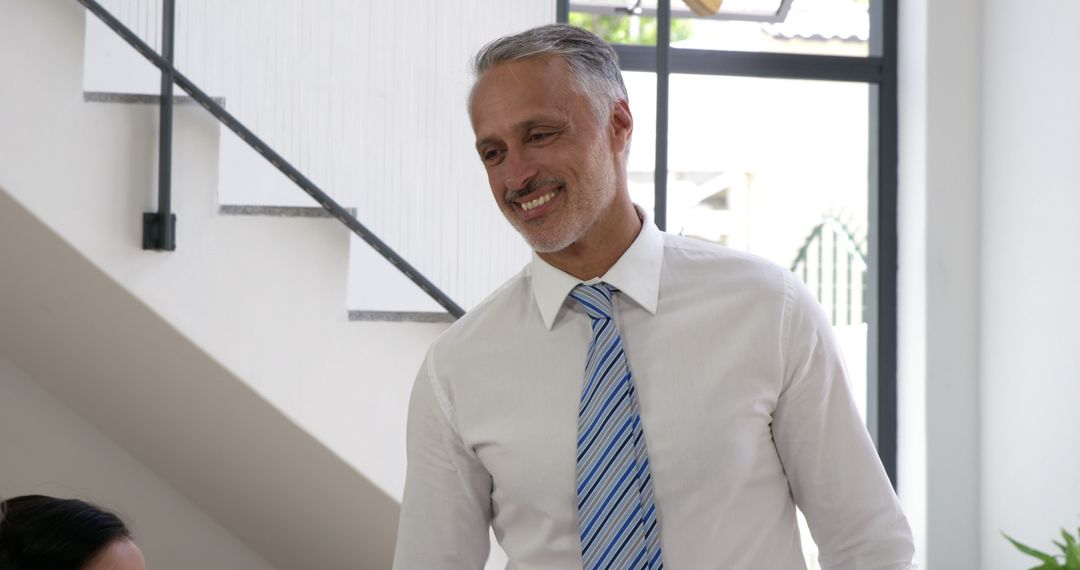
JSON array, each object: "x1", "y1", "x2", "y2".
[
  {"x1": 0, "y1": 178, "x2": 414, "y2": 568},
  {"x1": 0, "y1": 352, "x2": 276, "y2": 570},
  {"x1": 902, "y1": 0, "x2": 1080, "y2": 568},
  {"x1": 896, "y1": 0, "x2": 929, "y2": 564},
  {"x1": 980, "y1": 0, "x2": 1080, "y2": 567},
  {"x1": 898, "y1": 0, "x2": 983, "y2": 567}
]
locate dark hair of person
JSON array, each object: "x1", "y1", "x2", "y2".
[{"x1": 0, "y1": 495, "x2": 132, "y2": 570}]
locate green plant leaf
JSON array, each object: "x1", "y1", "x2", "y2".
[
  {"x1": 1062, "y1": 528, "x2": 1080, "y2": 569},
  {"x1": 1005, "y1": 532, "x2": 1061, "y2": 564},
  {"x1": 1064, "y1": 529, "x2": 1078, "y2": 549}
]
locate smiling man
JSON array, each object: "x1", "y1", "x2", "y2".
[{"x1": 392, "y1": 24, "x2": 915, "y2": 570}]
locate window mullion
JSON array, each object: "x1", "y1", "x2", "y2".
[{"x1": 654, "y1": 0, "x2": 671, "y2": 230}]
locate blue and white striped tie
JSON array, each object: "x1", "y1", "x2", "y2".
[{"x1": 569, "y1": 283, "x2": 663, "y2": 570}]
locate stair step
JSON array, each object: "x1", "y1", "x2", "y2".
[
  {"x1": 84, "y1": 91, "x2": 225, "y2": 106},
  {"x1": 219, "y1": 204, "x2": 357, "y2": 218},
  {"x1": 349, "y1": 310, "x2": 454, "y2": 323}
]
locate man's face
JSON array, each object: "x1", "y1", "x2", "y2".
[{"x1": 469, "y1": 56, "x2": 621, "y2": 253}]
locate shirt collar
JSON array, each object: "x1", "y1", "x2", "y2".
[{"x1": 529, "y1": 207, "x2": 664, "y2": 330}]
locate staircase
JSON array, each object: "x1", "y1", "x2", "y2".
[
  {"x1": 0, "y1": 0, "x2": 549, "y2": 567},
  {"x1": 80, "y1": 0, "x2": 540, "y2": 315}
]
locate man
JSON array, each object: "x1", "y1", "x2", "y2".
[{"x1": 393, "y1": 24, "x2": 914, "y2": 569}]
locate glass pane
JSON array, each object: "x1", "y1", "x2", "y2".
[
  {"x1": 716, "y1": 0, "x2": 788, "y2": 17},
  {"x1": 571, "y1": 0, "x2": 872, "y2": 57},
  {"x1": 665, "y1": 72, "x2": 871, "y2": 570},
  {"x1": 666, "y1": 73, "x2": 870, "y2": 417},
  {"x1": 673, "y1": 0, "x2": 871, "y2": 57},
  {"x1": 568, "y1": 11, "x2": 664, "y2": 46},
  {"x1": 624, "y1": 71, "x2": 658, "y2": 216},
  {"x1": 572, "y1": 0, "x2": 787, "y2": 20}
]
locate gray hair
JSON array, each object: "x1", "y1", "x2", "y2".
[{"x1": 470, "y1": 24, "x2": 628, "y2": 118}]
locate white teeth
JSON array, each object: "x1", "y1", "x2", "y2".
[{"x1": 521, "y1": 190, "x2": 557, "y2": 211}]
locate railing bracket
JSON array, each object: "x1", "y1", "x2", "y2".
[{"x1": 142, "y1": 213, "x2": 177, "y2": 251}]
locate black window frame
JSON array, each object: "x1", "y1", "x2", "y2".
[{"x1": 557, "y1": 0, "x2": 899, "y2": 487}]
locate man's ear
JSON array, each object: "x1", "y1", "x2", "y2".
[{"x1": 609, "y1": 99, "x2": 634, "y2": 155}]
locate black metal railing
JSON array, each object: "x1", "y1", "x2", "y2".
[
  {"x1": 791, "y1": 214, "x2": 867, "y2": 326},
  {"x1": 143, "y1": 0, "x2": 175, "y2": 251},
  {"x1": 77, "y1": 0, "x2": 465, "y2": 318}
]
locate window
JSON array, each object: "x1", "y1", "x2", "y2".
[{"x1": 561, "y1": 1, "x2": 898, "y2": 565}]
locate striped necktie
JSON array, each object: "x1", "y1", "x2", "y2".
[{"x1": 569, "y1": 283, "x2": 663, "y2": 570}]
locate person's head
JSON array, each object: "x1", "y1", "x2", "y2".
[
  {"x1": 468, "y1": 24, "x2": 636, "y2": 256},
  {"x1": 0, "y1": 495, "x2": 146, "y2": 570}
]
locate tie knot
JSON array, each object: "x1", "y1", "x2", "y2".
[{"x1": 569, "y1": 283, "x2": 617, "y2": 320}]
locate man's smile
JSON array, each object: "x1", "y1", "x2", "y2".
[
  {"x1": 509, "y1": 181, "x2": 565, "y2": 221},
  {"x1": 520, "y1": 189, "x2": 558, "y2": 211}
]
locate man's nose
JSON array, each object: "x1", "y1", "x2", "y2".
[{"x1": 503, "y1": 149, "x2": 539, "y2": 192}]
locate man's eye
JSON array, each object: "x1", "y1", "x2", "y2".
[
  {"x1": 481, "y1": 149, "x2": 504, "y2": 164},
  {"x1": 528, "y1": 132, "x2": 554, "y2": 142}
]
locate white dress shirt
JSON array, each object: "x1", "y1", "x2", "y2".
[{"x1": 393, "y1": 218, "x2": 915, "y2": 569}]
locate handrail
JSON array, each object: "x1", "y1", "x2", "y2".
[{"x1": 76, "y1": 0, "x2": 465, "y2": 318}]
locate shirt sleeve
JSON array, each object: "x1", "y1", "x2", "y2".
[
  {"x1": 772, "y1": 272, "x2": 916, "y2": 570},
  {"x1": 392, "y1": 351, "x2": 493, "y2": 569}
]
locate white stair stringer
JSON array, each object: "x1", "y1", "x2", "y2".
[
  {"x1": 0, "y1": 186, "x2": 400, "y2": 570},
  {"x1": 1, "y1": 1, "x2": 453, "y2": 567}
]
